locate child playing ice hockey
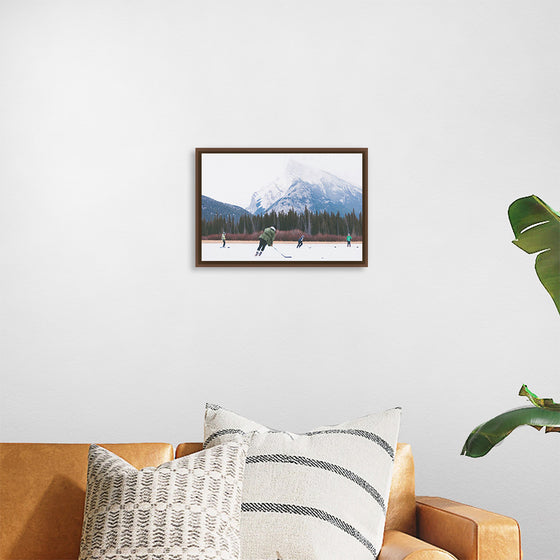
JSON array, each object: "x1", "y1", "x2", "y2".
[
  {"x1": 346, "y1": 233, "x2": 352, "y2": 247},
  {"x1": 255, "y1": 226, "x2": 276, "y2": 256},
  {"x1": 296, "y1": 234, "x2": 304, "y2": 248},
  {"x1": 221, "y1": 231, "x2": 226, "y2": 248}
]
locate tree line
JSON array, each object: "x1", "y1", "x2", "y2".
[{"x1": 200, "y1": 208, "x2": 363, "y2": 238}]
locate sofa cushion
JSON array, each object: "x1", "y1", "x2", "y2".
[
  {"x1": 204, "y1": 404, "x2": 401, "y2": 560},
  {"x1": 79, "y1": 442, "x2": 247, "y2": 560},
  {"x1": 0, "y1": 442, "x2": 173, "y2": 560},
  {"x1": 384, "y1": 443, "x2": 416, "y2": 536}
]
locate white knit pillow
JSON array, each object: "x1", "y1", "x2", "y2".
[
  {"x1": 204, "y1": 405, "x2": 401, "y2": 560},
  {"x1": 79, "y1": 442, "x2": 247, "y2": 560}
]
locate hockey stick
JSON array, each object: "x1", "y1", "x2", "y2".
[{"x1": 272, "y1": 245, "x2": 292, "y2": 259}]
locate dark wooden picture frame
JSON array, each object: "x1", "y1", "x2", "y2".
[{"x1": 195, "y1": 148, "x2": 368, "y2": 267}]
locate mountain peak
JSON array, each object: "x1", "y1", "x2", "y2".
[
  {"x1": 246, "y1": 159, "x2": 362, "y2": 216},
  {"x1": 285, "y1": 159, "x2": 336, "y2": 185},
  {"x1": 285, "y1": 158, "x2": 314, "y2": 179}
]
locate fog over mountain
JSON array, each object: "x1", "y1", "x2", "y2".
[{"x1": 246, "y1": 159, "x2": 362, "y2": 216}]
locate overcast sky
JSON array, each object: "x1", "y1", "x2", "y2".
[{"x1": 201, "y1": 152, "x2": 364, "y2": 208}]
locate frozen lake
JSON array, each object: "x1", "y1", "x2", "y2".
[{"x1": 201, "y1": 241, "x2": 363, "y2": 262}]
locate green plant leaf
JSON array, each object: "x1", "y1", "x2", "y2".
[
  {"x1": 519, "y1": 384, "x2": 560, "y2": 410},
  {"x1": 461, "y1": 406, "x2": 560, "y2": 458},
  {"x1": 508, "y1": 195, "x2": 560, "y2": 314}
]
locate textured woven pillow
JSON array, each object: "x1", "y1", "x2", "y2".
[
  {"x1": 204, "y1": 405, "x2": 401, "y2": 560},
  {"x1": 79, "y1": 442, "x2": 247, "y2": 560}
]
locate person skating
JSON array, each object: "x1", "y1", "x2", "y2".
[
  {"x1": 296, "y1": 234, "x2": 304, "y2": 248},
  {"x1": 346, "y1": 232, "x2": 352, "y2": 247},
  {"x1": 255, "y1": 226, "x2": 276, "y2": 256},
  {"x1": 221, "y1": 231, "x2": 226, "y2": 248}
]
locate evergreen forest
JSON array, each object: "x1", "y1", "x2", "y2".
[{"x1": 200, "y1": 208, "x2": 363, "y2": 241}]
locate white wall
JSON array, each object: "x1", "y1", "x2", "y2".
[{"x1": 1, "y1": 1, "x2": 559, "y2": 558}]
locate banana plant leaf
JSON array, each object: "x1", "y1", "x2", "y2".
[
  {"x1": 519, "y1": 384, "x2": 560, "y2": 410},
  {"x1": 508, "y1": 195, "x2": 560, "y2": 314},
  {"x1": 462, "y1": 386, "x2": 560, "y2": 458}
]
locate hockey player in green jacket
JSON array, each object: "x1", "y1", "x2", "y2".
[{"x1": 255, "y1": 226, "x2": 276, "y2": 256}]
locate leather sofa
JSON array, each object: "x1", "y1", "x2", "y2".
[{"x1": 0, "y1": 442, "x2": 521, "y2": 560}]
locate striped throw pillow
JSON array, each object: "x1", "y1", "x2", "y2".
[
  {"x1": 79, "y1": 442, "x2": 247, "y2": 560},
  {"x1": 204, "y1": 404, "x2": 401, "y2": 560}
]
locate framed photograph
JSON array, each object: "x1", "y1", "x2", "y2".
[{"x1": 195, "y1": 148, "x2": 367, "y2": 267}]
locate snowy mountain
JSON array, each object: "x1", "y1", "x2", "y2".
[
  {"x1": 201, "y1": 195, "x2": 251, "y2": 222},
  {"x1": 246, "y1": 180, "x2": 287, "y2": 215},
  {"x1": 246, "y1": 159, "x2": 362, "y2": 216}
]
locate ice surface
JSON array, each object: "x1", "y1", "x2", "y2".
[{"x1": 201, "y1": 241, "x2": 363, "y2": 262}]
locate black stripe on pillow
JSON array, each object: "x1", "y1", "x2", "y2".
[
  {"x1": 247, "y1": 454, "x2": 386, "y2": 512},
  {"x1": 203, "y1": 429, "x2": 246, "y2": 448},
  {"x1": 204, "y1": 428, "x2": 394, "y2": 458},
  {"x1": 304, "y1": 429, "x2": 395, "y2": 459},
  {"x1": 241, "y1": 502, "x2": 377, "y2": 557}
]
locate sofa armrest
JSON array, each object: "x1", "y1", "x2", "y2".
[
  {"x1": 416, "y1": 497, "x2": 522, "y2": 560},
  {"x1": 379, "y1": 530, "x2": 457, "y2": 560}
]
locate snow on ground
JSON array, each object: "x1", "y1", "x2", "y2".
[{"x1": 201, "y1": 241, "x2": 362, "y2": 262}]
